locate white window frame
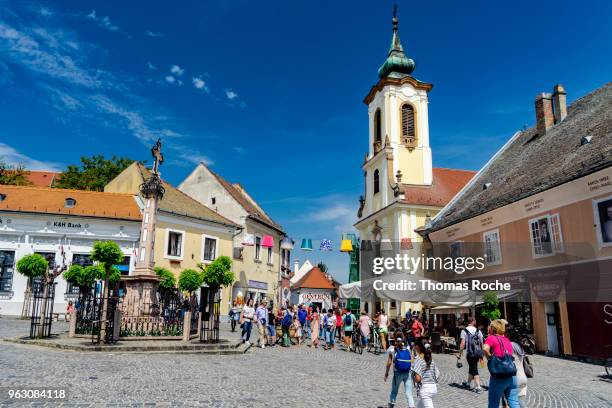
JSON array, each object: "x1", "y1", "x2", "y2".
[
  {"x1": 164, "y1": 228, "x2": 185, "y2": 260},
  {"x1": 528, "y1": 215, "x2": 557, "y2": 259},
  {"x1": 267, "y1": 246, "x2": 273, "y2": 265},
  {"x1": 549, "y1": 213, "x2": 564, "y2": 253},
  {"x1": 449, "y1": 241, "x2": 464, "y2": 258},
  {"x1": 254, "y1": 235, "x2": 262, "y2": 261},
  {"x1": 592, "y1": 195, "x2": 612, "y2": 248},
  {"x1": 201, "y1": 234, "x2": 219, "y2": 263},
  {"x1": 483, "y1": 229, "x2": 502, "y2": 266}
]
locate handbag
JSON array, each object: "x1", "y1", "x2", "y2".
[
  {"x1": 487, "y1": 335, "x2": 517, "y2": 378},
  {"x1": 523, "y1": 355, "x2": 534, "y2": 378}
]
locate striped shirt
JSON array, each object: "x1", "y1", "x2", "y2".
[{"x1": 412, "y1": 355, "x2": 440, "y2": 385}]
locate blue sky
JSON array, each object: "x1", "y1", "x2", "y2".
[{"x1": 0, "y1": 0, "x2": 610, "y2": 282}]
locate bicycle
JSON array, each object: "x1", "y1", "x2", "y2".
[
  {"x1": 351, "y1": 330, "x2": 363, "y2": 354},
  {"x1": 368, "y1": 327, "x2": 382, "y2": 355}
]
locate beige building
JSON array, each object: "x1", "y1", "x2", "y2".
[
  {"x1": 105, "y1": 162, "x2": 239, "y2": 315},
  {"x1": 179, "y1": 163, "x2": 289, "y2": 309},
  {"x1": 354, "y1": 13, "x2": 474, "y2": 316},
  {"x1": 421, "y1": 83, "x2": 612, "y2": 359}
]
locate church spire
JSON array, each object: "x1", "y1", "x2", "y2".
[{"x1": 377, "y1": 5, "x2": 416, "y2": 79}]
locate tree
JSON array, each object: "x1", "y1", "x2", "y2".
[
  {"x1": 0, "y1": 160, "x2": 31, "y2": 186},
  {"x1": 178, "y1": 269, "x2": 202, "y2": 295},
  {"x1": 55, "y1": 155, "x2": 135, "y2": 191},
  {"x1": 199, "y1": 256, "x2": 234, "y2": 289},
  {"x1": 154, "y1": 266, "x2": 176, "y2": 290},
  {"x1": 481, "y1": 291, "x2": 501, "y2": 323},
  {"x1": 91, "y1": 241, "x2": 124, "y2": 342},
  {"x1": 16, "y1": 254, "x2": 48, "y2": 280},
  {"x1": 317, "y1": 261, "x2": 328, "y2": 273}
]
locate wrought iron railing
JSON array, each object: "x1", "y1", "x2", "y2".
[{"x1": 29, "y1": 281, "x2": 56, "y2": 338}]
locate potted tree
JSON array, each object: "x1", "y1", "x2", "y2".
[
  {"x1": 198, "y1": 256, "x2": 234, "y2": 342},
  {"x1": 16, "y1": 254, "x2": 48, "y2": 330},
  {"x1": 90, "y1": 241, "x2": 124, "y2": 343}
]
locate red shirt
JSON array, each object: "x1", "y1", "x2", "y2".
[
  {"x1": 335, "y1": 315, "x2": 342, "y2": 326},
  {"x1": 411, "y1": 320, "x2": 424, "y2": 338},
  {"x1": 484, "y1": 334, "x2": 513, "y2": 358}
]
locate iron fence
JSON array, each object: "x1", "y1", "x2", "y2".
[
  {"x1": 199, "y1": 287, "x2": 220, "y2": 343},
  {"x1": 120, "y1": 288, "x2": 187, "y2": 337},
  {"x1": 29, "y1": 281, "x2": 56, "y2": 338}
]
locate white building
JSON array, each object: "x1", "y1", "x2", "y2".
[{"x1": 0, "y1": 185, "x2": 141, "y2": 316}]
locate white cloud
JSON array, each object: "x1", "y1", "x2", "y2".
[
  {"x1": 147, "y1": 61, "x2": 156, "y2": 71},
  {"x1": 0, "y1": 22, "x2": 112, "y2": 88},
  {"x1": 225, "y1": 89, "x2": 238, "y2": 100},
  {"x1": 0, "y1": 142, "x2": 62, "y2": 171},
  {"x1": 170, "y1": 65, "x2": 184, "y2": 76},
  {"x1": 232, "y1": 146, "x2": 246, "y2": 154},
  {"x1": 146, "y1": 30, "x2": 163, "y2": 38},
  {"x1": 168, "y1": 145, "x2": 214, "y2": 167},
  {"x1": 192, "y1": 76, "x2": 208, "y2": 91},
  {"x1": 164, "y1": 75, "x2": 175, "y2": 84},
  {"x1": 86, "y1": 10, "x2": 119, "y2": 32}
]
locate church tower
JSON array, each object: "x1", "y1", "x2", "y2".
[{"x1": 360, "y1": 8, "x2": 433, "y2": 219}]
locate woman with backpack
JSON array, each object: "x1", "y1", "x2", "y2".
[
  {"x1": 412, "y1": 348, "x2": 440, "y2": 408},
  {"x1": 384, "y1": 331, "x2": 415, "y2": 408},
  {"x1": 458, "y1": 316, "x2": 484, "y2": 393},
  {"x1": 483, "y1": 319, "x2": 519, "y2": 408}
]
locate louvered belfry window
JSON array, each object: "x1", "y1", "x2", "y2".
[
  {"x1": 373, "y1": 169, "x2": 380, "y2": 194},
  {"x1": 374, "y1": 109, "x2": 382, "y2": 143},
  {"x1": 401, "y1": 104, "x2": 416, "y2": 147}
]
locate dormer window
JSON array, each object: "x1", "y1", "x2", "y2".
[
  {"x1": 401, "y1": 103, "x2": 416, "y2": 148},
  {"x1": 65, "y1": 198, "x2": 76, "y2": 208}
]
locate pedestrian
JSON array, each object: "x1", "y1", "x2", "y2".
[
  {"x1": 378, "y1": 309, "x2": 389, "y2": 351},
  {"x1": 458, "y1": 316, "x2": 484, "y2": 393},
  {"x1": 280, "y1": 306, "x2": 293, "y2": 347},
  {"x1": 483, "y1": 319, "x2": 519, "y2": 408},
  {"x1": 503, "y1": 341, "x2": 528, "y2": 408},
  {"x1": 358, "y1": 311, "x2": 371, "y2": 347},
  {"x1": 240, "y1": 298, "x2": 255, "y2": 345},
  {"x1": 230, "y1": 301, "x2": 241, "y2": 332},
  {"x1": 413, "y1": 348, "x2": 440, "y2": 408},
  {"x1": 255, "y1": 299, "x2": 268, "y2": 349},
  {"x1": 325, "y1": 309, "x2": 336, "y2": 350},
  {"x1": 411, "y1": 314, "x2": 425, "y2": 348},
  {"x1": 66, "y1": 301, "x2": 74, "y2": 322},
  {"x1": 384, "y1": 331, "x2": 415, "y2": 408},
  {"x1": 267, "y1": 306, "x2": 277, "y2": 346},
  {"x1": 342, "y1": 309, "x2": 356, "y2": 350},
  {"x1": 298, "y1": 304, "x2": 308, "y2": 341},
  {"x1": 310, "y1": 307, "x2": 320, "y2": 348},
  {"x1": 321, "y1": 308, "x2": 328, "y2": 341},
  {"x1": 335, "y1": 309, "x2": 343, "y2": 341}
]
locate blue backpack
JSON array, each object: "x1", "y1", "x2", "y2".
[
  {"x1": 394, "y1": 348, "x2": 412, "y2": 372},
  {"x1": 281, "y1": 312, "x2": 293, "y2": 328}
]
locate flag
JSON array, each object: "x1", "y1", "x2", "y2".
[{"x1": 319, "y1": 239, "x2": 333, "y2": 251}]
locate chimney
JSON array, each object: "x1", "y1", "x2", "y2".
[
  {"x1": 552, "y1": 84, "x2": 567, "y2": 124},
  {"x1": 294, "y1": 259, "x2": 299, "y2": 274},
  {"x1": 535, "y1": 93, "x2": 554, "y2": 136}
]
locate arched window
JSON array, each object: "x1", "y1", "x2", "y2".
[
  {"x1": 373, "y1": 169, "x2": 380, "y2": 194},
  {"x1": 401, "y1": 103, "x2": 416, "y2": 146},
  {"x1": 374, "y1": 109, "x2": 382, "y2": 143}
]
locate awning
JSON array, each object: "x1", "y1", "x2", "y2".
[{"x1": 339, "y1": 281, "x2": 361, "y2": 299}]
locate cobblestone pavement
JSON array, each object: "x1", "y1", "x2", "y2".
[{"x1": 1, "y1": 317, "x2": 611, "y2": 407}]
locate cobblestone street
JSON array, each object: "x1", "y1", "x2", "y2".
[{"x1": 1, "y1": 317, "x2": 611, "y2": 407}]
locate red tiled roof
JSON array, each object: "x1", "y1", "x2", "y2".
[
  {"x1": 291, "y1": 267, "x2": 336, "y2": 290},
  {"x1": 399, "y1": 168, "x2": 476, "y2": 207},
  {"x1": 0, "y1": 185, "x2": 141, "y2": 221},
  {"x1": 27, "y1": 171, "x2": 59, "y2": 187}
]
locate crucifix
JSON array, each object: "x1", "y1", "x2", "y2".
[{"x1": 151, "y1": 139, "x2": 164, "y2": 174}]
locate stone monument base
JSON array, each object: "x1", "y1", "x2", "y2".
[{"x1": 122, "y1": 274, "x2": 160, "y2": 316}]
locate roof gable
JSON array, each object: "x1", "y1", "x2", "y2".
[{"x1": 291, "y1": 267, "x2": 336, "y2": 290}]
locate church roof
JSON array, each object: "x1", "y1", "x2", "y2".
[
  {"x1": 291, "y1": 267, "x2": 336, "y2": 290},
  {"x1": 26, "y1": 171, "x2": 59, "y2": 187},
  {"x1": 377, "y1": 8, "x2": 415, "y2": 79},
  {"x1": 400, "y1": 168, "x2": 476, "y2": 207},
  {"x1": 424, "y1": 82, "x2": 612, "y2": 233}
]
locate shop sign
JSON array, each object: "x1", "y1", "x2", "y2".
[
  {"x1": 248, "y1": 280, "x2": 268, "y2": 290},
  {"x1": 531, "y1": 280, "x2": 563, "y2": 302},
  {"x1": 300, "y1": 293, "x2": 331, "y2": 302},
  {"x1": 51, "y1": 221, "x2": 85, "y2": 229}
]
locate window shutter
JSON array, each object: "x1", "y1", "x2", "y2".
[{"x1": 401, "y1": 104, "x2": 416, "y2": 147}]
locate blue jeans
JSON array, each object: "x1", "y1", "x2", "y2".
[
  {"x1": 389, "y1": 369, "x2": 415, "y2": 407},
  {"x1": 241, "y1": 320, "x2": 252, "y2": 342},
  {"x1": 326, "y1": 327, "x2": 335, "y2": 345},
  {"x1": 488, "y1": 376, "x2": 519, "y2": 408}
]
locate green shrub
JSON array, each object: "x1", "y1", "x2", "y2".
[
  {"x1": 178, "y1": 268, "x2": 202, "y2": 294},
  {"x1": 16, "y1": 254, "x2": 48, "y2": 279},
  {"x1": 154, "y1": 267, "x2": 176, "y2": 289},
  {"x1": 199, "y1": 256, "x2": 234, "y2": 288}
]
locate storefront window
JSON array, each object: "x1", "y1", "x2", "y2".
[
  {"x1": 69, "y1": 253, "x2": 93, "y2": 295},
  {"x1": 116, "y1": 256, "x2": 131, "y2": 275},
  {"x1": 34, "y1": 252, "x2": 56, "y2": 293}
]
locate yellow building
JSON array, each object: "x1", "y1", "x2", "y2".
[
  {"x1": 178, "y1": 163, "x2": 289, "y2": 309},
  {"x1": 105, "y1": 162, "x2": 239, "y2": 315},
  {"x1": 354, "y1": 12, "x2": 474, "y2": 317}
]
